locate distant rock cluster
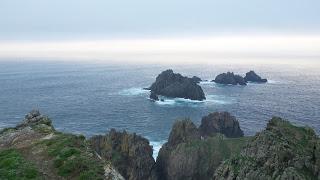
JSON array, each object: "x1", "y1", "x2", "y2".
[
  {"x1": 213, "y1": 70, "x2": 268, "y2": 85},
  {"x1": 147, "y1": 70, "x2": 267, "y2": 103},
  {"x1": 148, "y1": 69, "x2": 206, "y2": 101},
  {"x1": 214, "y1": 72, "x2": 247, "y2": 85}
]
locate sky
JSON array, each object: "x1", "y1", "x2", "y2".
[
  {"x1": 1, "y1": 0, "x2": 320, "y2": 39},
  {"x1": 0, "y1": 0, "x2": 320, "y2": 63}
]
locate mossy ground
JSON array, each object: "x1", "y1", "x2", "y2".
[
  {"x1": 217, "y1": 118, "x2": 320, "y2": 179},
  {"x1": 0, "y1": 149, "x2": 41, "y2": 180},
  {"x1": 182, "y1": 135, "x2": 251, "y2": 159},
  {"x1": 38, "y1": 133, "x2": 105, "y2": 180}
]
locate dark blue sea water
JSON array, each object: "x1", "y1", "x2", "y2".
[{"x1": 0, "y1": 60, "x2": 319, "y2": 157}]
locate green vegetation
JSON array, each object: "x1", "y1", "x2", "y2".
[
  {"x1": 39, "y1": 133, "x2": 105, "y2": 180},
  {"x1": 182, "y1": 135, "x2": 250, "y2": 159},
  {"x1": 214, "y1": 118, "x2": 320, "y2": 179},
  {"x1": 0, "y1": 149, "x2": 41, "y2": 180}
]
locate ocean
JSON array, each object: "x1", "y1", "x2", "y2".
[{"x1": 0, "y1": 60, "x2": 319, "y2": 158}]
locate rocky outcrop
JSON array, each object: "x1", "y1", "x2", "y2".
[
  {"x1": 213, "y1": 72, "x2": 247, "y2": 85},
  {"x1": 155, "y1": 119, "x2": 201, "y2": 180},
  {"x1": 244, "y1": 70, "x2": 267, "y2": 83},
  {"x1": 0, "y1": 110, "x2": 55, "y2": 149},
  {"x1": 0, "y1": 110, "x2": 117, "y2": 180},
  {"x1": 191, "y1": 76, "x2": 202, "y2": 83},
  {"x1": 167, "y1": 119, "x2": 200, "y2": 146},
  {"x1": 155, "y1": 119, "x2": 247, "y2": 180},
  {"x1": 2, "y1": 110, "x2": 319, "y2": 180},
  {"x1": 214, "y1": 117, "x2": 320, "y2": 179},
  {"x1": 199, "y1": 112, "x2": 244, "y2": 138},
  {"x1": 149, "y1": 69, "x2": 206, "y2": 101},
  {"x1": 89, "y1": 129, "x2": 156, "y2": 180},
  {"x1": 149, "y1": 91, "x2": 159, "y2": 101}
]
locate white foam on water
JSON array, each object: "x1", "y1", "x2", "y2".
[
  {"x1": 150, "y1": 140, "x2": 166, "y2": 160},
  {"x1": 153, "y1": 94, "x2": 233, "y2": 107},
  {"x1": 118, "y1": 88, "x2": 149, "y2": 96},
  {"x1": 267, "y1": 80, "x2": 281, "y2": 84},
  {"x1": 154, "y1": 96, "x2": 205, "y2": 107},
  {"x1": 199, "y1": 81, "x2": 215, "y2": 85},
  {"x1": 205, "y1": 95, "x2": 234, "y2": 105},
  {"x1": 199, "y1": 81, "x2": 239, "y2": 87}
]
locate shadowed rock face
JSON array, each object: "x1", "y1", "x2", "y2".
[
  {"x1": 244, "y1": 70, "x2": 267, "y2": 83},
  {"x1": 167, "y1": 119, "x2": 200, "y2": 147},
  {"x1": 149, "y1": 91, "x2": 159, "y2": 101},
  {"x1": 149, "y1": 69, "x2": 206, "y2": 101},
  {"x1": 214, "y1": 72, "x2": 247, "y2": 85},
  {"x1": 89, "y1": 129, "x2": 156, "y2": 180},
  {"x1": 199, "y1": 112, "x2": 244, "y2": 138},
  {"x1": 155, "y1": 118, "x2": 247, "y2": 180},
  {"x1": 155, "y1": 119, "x2": 201, "y2": 180},
  {"x1": 214, "y1": 117, "x2": 320, "y2": 180},
  {"x1": 191, "y1": 76, "x2": 202, "y2": 83}
]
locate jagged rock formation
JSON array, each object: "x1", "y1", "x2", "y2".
[
  {"x1": 149, "y1": 91, "x2": 159, "y2": 101},
  {"x1": 191, "y1": 76, "x2": 202, "y2": 83},
  {"x1": 89, "y1": 129, "x2": 156, "y2": 180},
  {"x1": 214, "y1": 117, "x2": 320, "y2": 179},
  {"x1": 167, "y1": 119, "x2": 201, "y2": 146},
  {"x1": 155, "y1": 119, "x2": 248, "y2": 180},
  {"x1": 213, "y1": 72, "x2": 247, "y2": 85},
  {"x1": 0, "y1": 110, "x2": 123, "y2": 180},
  {"x1": 0, "y1": 110, "x2": 54, "y2": 149},
  {"x1": 149, "y1": 69, "x2": 206, "y2": 101},
  {"x1": 244, "y1": 70, "x2": 267, "y2": 83},
  {"x1": 199, "y1": 112, "x2": 244, "y2": 138},
  {"x1": 1, "y1": 111, "x2": 319, "y2": 180}
]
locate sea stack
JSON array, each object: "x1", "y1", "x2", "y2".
[
  {"x1": 148, "y1": 69, "x2": 206, "y2": 101},
  {"x1": 213, "y1": 72, "x2": 247, "y2": 85},
  {"x1": 244, "y1": 70, "x2": 267, "y2": 83}
]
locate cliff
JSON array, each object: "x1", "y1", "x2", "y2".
[
  {"x1": 0, "y1": 111, "x2": 319, "y2": 180},
  {"x1": 0, "y1": 110, "x2": 124, "y2": 180},
  {"x1": 214, "y1": 117, "x2": 320, "y2": 179}
]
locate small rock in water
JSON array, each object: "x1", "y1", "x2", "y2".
[
  {"x1": 214, "y1": 72, "x2": 247, "y2": 85},
  {"x1": 149, "y1": 91, "x2": 159, "y2": 101},
  {"x1": 244, "y1": 70, "x2": 267, "y2": 83}
]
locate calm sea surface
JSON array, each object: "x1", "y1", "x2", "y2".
[{"x1": 0, "y1": 60, "x2": 319, "y2": 157}]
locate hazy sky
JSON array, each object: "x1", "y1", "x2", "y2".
[
  {"x1": 0, "y1": 0, "x2": 320, "y2": 64},
  {"x1": 1, "y1": 0, "x2": 320, "y2": 40}
]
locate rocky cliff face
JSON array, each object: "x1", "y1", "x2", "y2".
[
  {"x1": 149, "y1": 69, "x2": 206, "y2": 101},
  {"x1": 90, "y1": 129, "x2": 156, "y2": 180},
  {"x1": 244, "y1": 70, "x2": 267, "y2": 83},
  {"x1": 1, "y1": 111, "x2": 319, "y2": 180},
  {"x1": 199, "y1": 112, "x2": 244, "y2": 138},
  {"x1": 0, "y1": 110, "x2": 124, "y2": 180},
  {"x1": 0, "y1": 110, "x2": 55, "y2": 149},
  {"x1": 213, "y1": 72, "x2": 247, "y2": 85},
  {"x1": 149, "y1": 91, "x2": 159, "y2": 101},
  {"x1": 155, "y1": 116, "x2": 247, "y2": 180},
  {"x1": 191, "y1": 76, "x2": 202, "y2": 83},
  {"x1": 214, "y1": 117, "x2": 320, "y2": 179}
]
